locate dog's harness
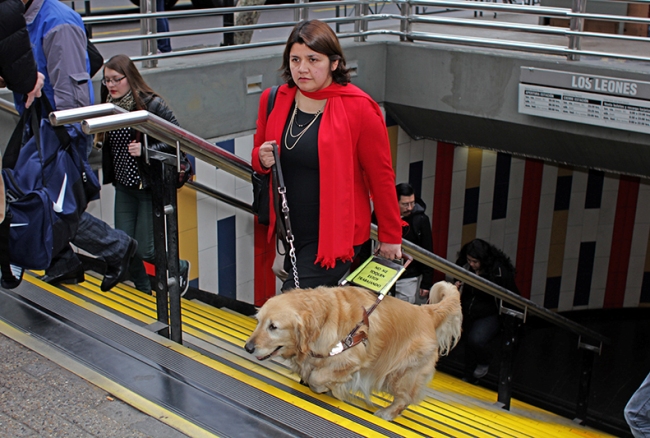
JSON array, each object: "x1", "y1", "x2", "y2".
[
  {"x1": 309, "y1": 253, "x2": 413, "y2": 358},
  {"x1": 310, "y1": 293, "x2": 384, "y2": 358}
]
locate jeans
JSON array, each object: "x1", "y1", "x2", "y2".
[
  {"x1": 395, "y1": 276, "x2": 421, "y2": 304},
  {"x1": 156, "y1": 0, "x2": 172, "y2": 53},
  {"x1": 114, "y1": 185, "x2": 154, "y2": 293},
  {"x1": 625, "y1": 371, "x2": 650, "y2": 437},
  {"x1": 46, "y1": 212, "x2": 131, "y2": 276},
  {"x1": 463, "y1": 313, "x2": 500, "y2": 378}
]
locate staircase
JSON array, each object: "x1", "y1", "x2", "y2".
[{"x1": 0, "y1": 272, "x2": 614, "y2": 437}]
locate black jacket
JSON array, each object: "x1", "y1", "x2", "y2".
[
  {"x1": 400, "y1": 199, "x2": 434, "y2": 290},
  {"x1": 0, "y1": 0, "x2": 38, "y2": 94},
  {"x1": 101, "y1": 93, "x2": 179, "y2": 189},
  {"x1": 456, "y1": 244, "x2": 519, "y2": 322}
]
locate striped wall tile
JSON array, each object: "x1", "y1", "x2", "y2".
[
  {"x1": 604, "y1": 176, "x2": 640, "y2": 308},
  {"x1": 589, "y1": 174, "x2": 619, "y2": 308},
  {"x1": 529, "y1": 163, "x2": 557, "y2": 306},
  {"x1": 514, "y1": 158, "x2": 543, "y2": 300},
  {"x1": 476, "y1": 150, "x2": 496, "y2": 244},
  {"x1": 431, "y1": 142, "x2": 454, "y2": 281},
  {"x1": 504, "y1": 156, "x2": 525, "y2": 266},
  {"x1": 625, "y1": 181, "x2": 650, "y2": 307}
]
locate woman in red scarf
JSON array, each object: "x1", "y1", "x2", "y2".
[{"x1": 252, "y1": 20, "x2": 402, "y2": 291}]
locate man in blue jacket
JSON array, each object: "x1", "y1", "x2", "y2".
[{"x1": 13, "y1": 0, "x2": 137, "y2": 292}]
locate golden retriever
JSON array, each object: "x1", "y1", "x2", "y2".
[{"x1": 244, "y1": 281, "x2": 462, "y2": 421}]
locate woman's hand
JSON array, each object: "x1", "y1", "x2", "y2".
[
  {"x1": 376, "y1": 242, "x2": 402, "y2": 261},
  {"x1": 128, "y1": 141, "x2": 142, "y2": 157},
  {"x1": 258, "y1": 141, "x2": 277, "y2": 169}
]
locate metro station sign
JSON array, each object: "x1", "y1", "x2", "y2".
[{"x1": 518, "y1": 67, "x2": 650, "y2": 135}]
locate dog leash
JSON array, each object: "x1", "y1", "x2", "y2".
[{"x1": 271, "y1": 144, "x2": 299, "y2": 289}]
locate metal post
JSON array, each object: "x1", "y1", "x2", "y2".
[
  {"x1": 353, "y1": 2, "x2": 361, "y2": 42},
  {"x1": 336, "y1": 5, "x2": 340, "y2": 33},
  {"x1": 162, "y1": 161, "x2": 183, "y2": 344},
  {"x1": 575, "y1": 338, "x2": 601, "y2": 423},
  {"x1": 141, "y1": 0, "x2": 158, "y2": 68},
  {"x1": 84, "y1": 0, "x2": 92, "y2": 37},
  {"x1": 359, "y1": 1, "x2": 369, "y2": 42},
  {"x1": 496, "y1": 304, "x2": 525, "y2": 410},
  {"x1": 294, "y1": 0, "x2": 308, "y2": 23},
  {"x1": 151, "y1": 159, "x2": 170, "y2": 338},
  {"x1": 222, "y1": 0, "x2": 235, "y2": 46},
  {"x1": 567, "y1": 0, "x2": 586, "y2": 61},
  {"x1": 400, "y1": 0, "x2": 413, "y2": 42}
]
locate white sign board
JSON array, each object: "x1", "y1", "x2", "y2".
[{"x1": 518, "y1": 68, "x2": 650, "y2": 135}]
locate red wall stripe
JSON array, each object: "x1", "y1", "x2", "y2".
[
  {"x1": 604, "y1": 175, "x2": 640, "y2": 308},
  {"x1": 254, "y1": 220, "x2": 277, "y2": 306},
  {"x1": 515, "y1": 158, "x2": 544, "y2": 299},
  {"x1": 432, "y1": 142, "x2": 455, "y2": 283}
]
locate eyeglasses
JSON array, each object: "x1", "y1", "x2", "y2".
[
  {"x1": 399, "y1": 201, "x2": 416, "y2": 208},
  {"x1": 101, "y1": 76, "x2": 126, "y2": 86}
]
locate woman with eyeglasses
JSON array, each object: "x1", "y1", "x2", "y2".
[
  {"x1": 98, "y1": 54, "x2": 190, "y2": 295},
  {"x1": 252, "y1": 20, "x2": 402, "y2": 291}
]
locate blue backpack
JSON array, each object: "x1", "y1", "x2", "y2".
[{"x1": 0, "y1": 96, "x2": 100, "y2": 282}]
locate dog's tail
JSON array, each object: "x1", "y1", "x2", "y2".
[{"x1": 425, "y1": 281, "x2": 463, "y2": 356}]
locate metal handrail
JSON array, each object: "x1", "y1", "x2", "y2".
[
  {"x1": 53, "y1": 104, "x2": 609, "y2": 348},
  {"x1": 0, "y1": 97, "x2": 18, "y2": 116},
  {"x1": 388, "y1": 230, "x2": 609, "y2": 345},
  {"x1": 82, "y1": 0, "x2": 650, "y2": 64},
  {"x1": 82, "y1": 111, "x2": 252, "y2": 182}
]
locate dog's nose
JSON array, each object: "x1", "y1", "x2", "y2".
[{"x1": 244, "y1": 340, "x2": 255, "y2": 354}]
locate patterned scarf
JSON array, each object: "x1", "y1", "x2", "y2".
[{"x1": 107, "y1": 90, "x2": 136, "y2": 112}]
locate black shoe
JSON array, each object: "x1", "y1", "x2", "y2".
[
  {"x1": 101, "y1": 239, "x2": 138, "y2": 292},
  {"x1": 1, "y1": 264, "x2": 24, "y2": 289},
  {"x1": 39, "y1": 265, "x2": 85, "y2": 285}
]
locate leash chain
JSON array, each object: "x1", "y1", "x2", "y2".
[
  {"x1": 272, "y1": 144, "x2": 299, "y2": 289},
  {"x1": 278, "y1": 185, "x2": 299, "y2": 289}
]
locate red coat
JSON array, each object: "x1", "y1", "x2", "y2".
[{"x1": 252, "y1": 83, "x2": 402, "y2": 268}]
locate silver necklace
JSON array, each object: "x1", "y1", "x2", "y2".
[{"x1": 284, "y1": 105, "x2": 322, "y2": 150}]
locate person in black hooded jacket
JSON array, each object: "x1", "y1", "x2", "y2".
[
  {"x1": 98, "y1": 54, "x2": 190, "y2": 295},
  {"x1": 455, "y1": 238, "x2": 519, "y2": 381},
  {"x1": 393, "y1": 183, "x2": 434, "y2": 303}
]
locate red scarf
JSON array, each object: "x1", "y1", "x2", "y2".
[{"x1": 270, "y1": 83, "x2": 385, "y2": 268}]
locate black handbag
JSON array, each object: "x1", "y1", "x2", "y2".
[{"x1": 251, "y1": 85, "x2": 279, "y2": 225}]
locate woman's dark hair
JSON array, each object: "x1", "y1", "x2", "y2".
[
  {"x1": 457, "y1": 238, "x2": 516, "y2": 281},
  {"x1": 396, "y1": 183, "x2": 415, "y2": 199},
  {"x1": 100, "y1": 54, "x2": 157, "y2": 110},
  {"x1": 280, "y1": 20, "x2": 350, "y2": 87}
]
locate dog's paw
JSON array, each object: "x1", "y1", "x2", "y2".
[
  {"x1": 309, "y1": 383, "x2": 329, "y2": 394},
  {"x1": 374, "y1": 407, "x2": 397, "y2": 421}
]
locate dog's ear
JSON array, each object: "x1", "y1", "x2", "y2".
[{"x1": 294, "y1": 310, "x2": 322, "y2": 355}]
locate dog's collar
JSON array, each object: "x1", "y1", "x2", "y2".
[{"x1": 310, "y1": 294, "x2": 385, "y2": 358}]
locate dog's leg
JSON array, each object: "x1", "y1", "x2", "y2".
[
  {"x1": 375, "y1": 360, "x2": 437, "y2": 421},
  {"x1": 308, "y1": 362, "x2": 360, "y2": 396}
]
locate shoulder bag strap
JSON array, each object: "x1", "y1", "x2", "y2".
[{"x1": 267, "y1": 85, "x2": 279, "y2": 119}]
